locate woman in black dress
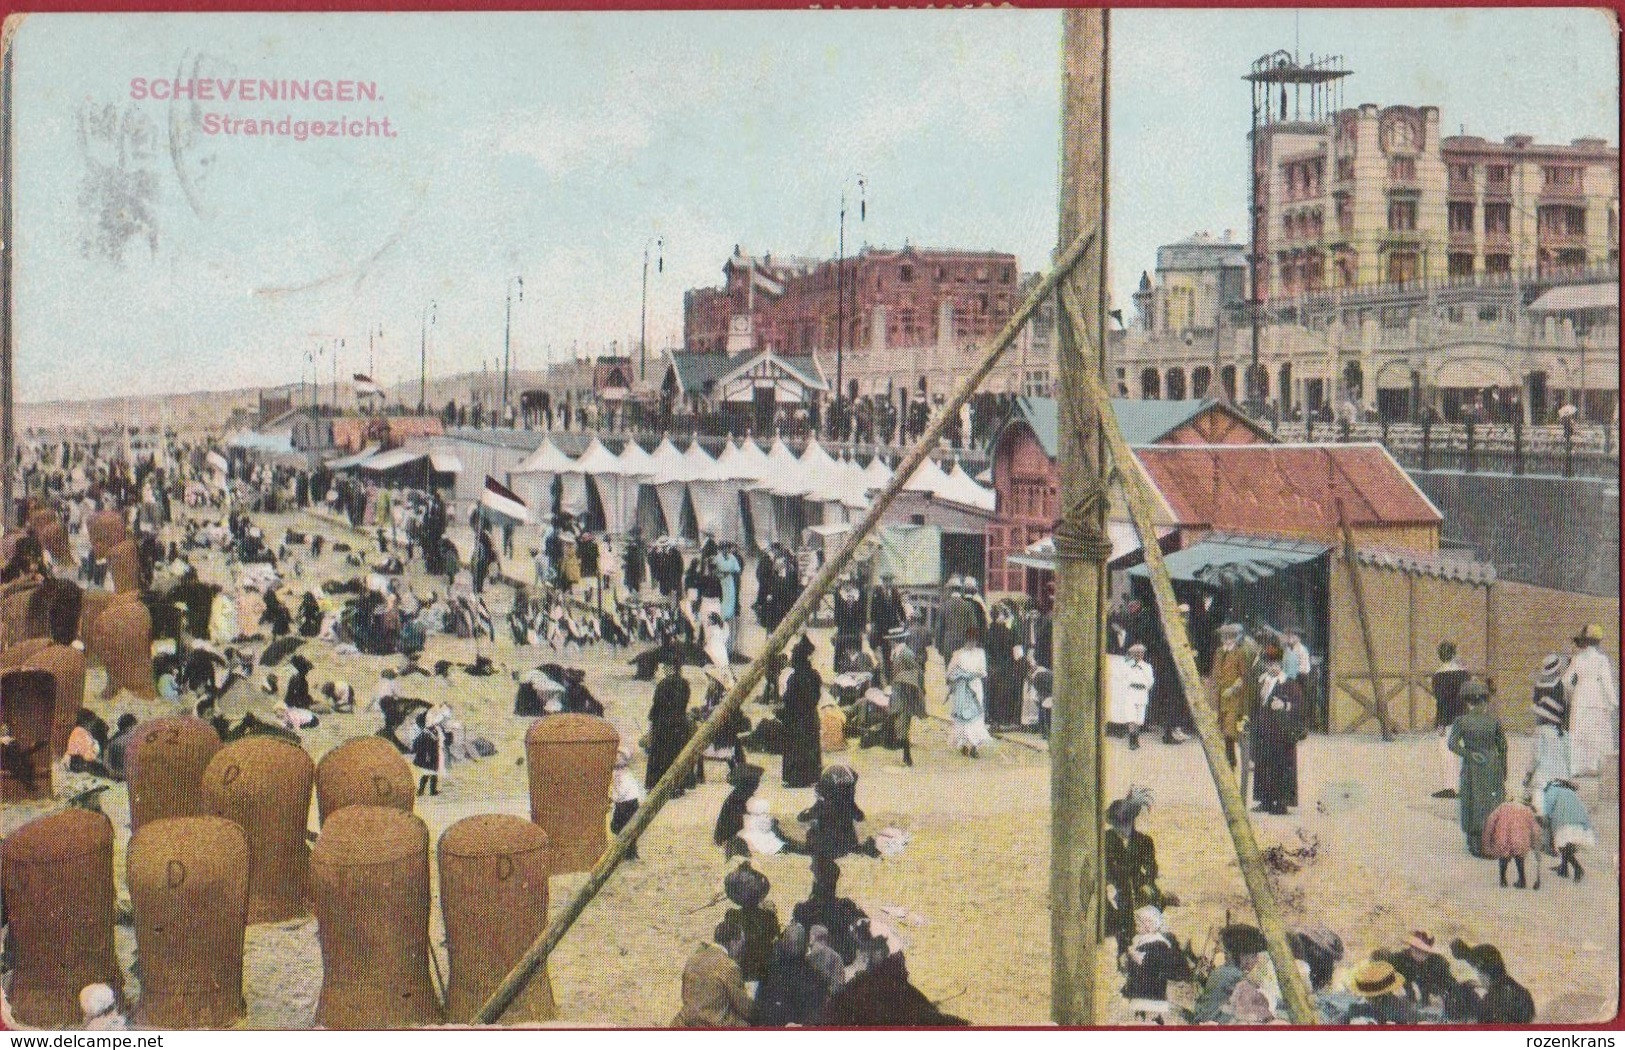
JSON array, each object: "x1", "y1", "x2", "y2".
[
  {"x1": 1251, "y1": 644, "x2": 1305, "y2": 815},
  {"x1": 646, "y1": 647, "x2": 694, "y2": 796},
  {"x1": 781, "y1": 636, "x2": 823, "y2": 789},
  {"x1": 984, "y1": 602, "x2": 1021, "y2": 730}
]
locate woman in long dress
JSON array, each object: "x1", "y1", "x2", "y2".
[
  {"x1": 646, "y1": 649, "x2": 693, "y2": 795},
  {"x1": 781, "y1": 636, "x2": 824, "y2": 788},
  {"x1": 1447, "y1": 680, "x2": 1507, "y2": 857},
  {"x1": 984, "y1": 603, "x2": 1021, "y2": 730},
  {"x1": 1250, "y1": 645, "x2": 1304, "y2": 815},
  {"x1": 947, "y1": 624, "x2": 990, "y2": 758}
]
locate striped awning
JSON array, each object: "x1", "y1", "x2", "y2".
[{"x1": 1128, "y1": 533, "x2": 1330, "y2": 587}]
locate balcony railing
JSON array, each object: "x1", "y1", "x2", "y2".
[{"x1": 1539, "y1": 229, "x2": 1588, "y2": 249}]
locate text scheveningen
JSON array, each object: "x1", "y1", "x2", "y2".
[
  {"x1": 129, "y1": 78, "x2": 380, "y2": 102},
  {"x1": 198, "y1": 114, "x2": 398, "y2": 141}
]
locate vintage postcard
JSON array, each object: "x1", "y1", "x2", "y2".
[{"x1": 0, "y1": 6, "x2": 1618, "y2": 1033}]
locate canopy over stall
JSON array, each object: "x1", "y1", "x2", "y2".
[{"x1": 1127, "y1": 533, "x2": 1331, "y2": 586}]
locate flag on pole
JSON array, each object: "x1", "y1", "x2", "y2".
[
  {"x1": 353, "y1": 373, "x2": 384, "y2": 399},
  {"x1": 480, "y1": 475, "x2": 529, "y2": 525}
]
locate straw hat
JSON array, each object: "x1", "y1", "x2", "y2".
[
  {"x1": 1406, "y1": 930, "x2": 1439, "y2": 955},
  {"x1": 1535, "y1": 653, "x2": 1567, "y2": 688},
  {"x1": 1575, "y1": 623, "x2": 1605, "y2": 645},
  {"x1": 1351, "y1": 960, "x2": 1402, "y2": 998}
]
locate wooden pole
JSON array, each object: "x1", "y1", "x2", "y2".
[
  {"x1": 1335, "y1": 494, "x2": 1396, "y2": 739},
  {"x1": 472, "y1": 227, "x2": 1098, "y2": 1026},
  {"x1": 1050, "y1": 7, "x2": 1111, "y2": 1026},
  {"x1": 1051, "y1": 286, "x2": 1321, "y2": 1026}
]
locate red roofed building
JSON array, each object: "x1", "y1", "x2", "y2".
[
  {"x1": 986, "y1": 396, "x2": 1272, "y2": 595},
  {"x1": 1132, "y1": 442, "x2": 1442, "y2": 552}
]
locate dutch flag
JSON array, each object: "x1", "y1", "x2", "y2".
[{"x1": 480, "y1": 475, "x2": 529, "y2": 525}]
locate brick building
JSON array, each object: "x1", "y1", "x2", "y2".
[{"x1": 684, "y1": 244, "x2": 1029, "y2": 401}]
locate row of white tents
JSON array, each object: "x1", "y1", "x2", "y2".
[{"x1": 502, "y1": 435, "x2": 995, "y2": 551}]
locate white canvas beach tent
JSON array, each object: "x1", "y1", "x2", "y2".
[
  {"x1": 509, "y1": 437, "x2": 576, "y2": 518},
  {"x1": 640, "y1": 437, "x2": 696, "y2": 541},
  {"x1": 861, "y1": 452, "x2": 894, "y2": 493},
  {"x1": 683, "y1": 442, "x2": 748, "y2": 546},
  {"x1": 900, "y1": 455, "x2": 953, "y2": 497},
  {"x1": 572, "y1": 437, "x2": 641, "y2": 536},
  {"x1": 746, "y1": 438, "x2": 802, "y2": 549},
  {"x1": 941, "y1": 461, "x2": 997, "y2": 512}
]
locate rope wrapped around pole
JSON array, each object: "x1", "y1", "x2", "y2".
[
  {"x1": 472, "y1": 226, "x2": 1099, "y2": 1025},
  {"x1": 1055, "y1": 281, "x2": 1320, "y2": 1026}
]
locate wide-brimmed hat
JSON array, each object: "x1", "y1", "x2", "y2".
[
  {"x1": 885, "y1": 626, "x2": 909, "y2": 642},
  {"x1": 1351, "y1": 960, "x2": 1402, "y2": 998},
  {"x1": 1536, "y1": 653, "x2": 1567, "y2": 687},
  {"x1": 728, "y1": 763, "x2": 765, "y2": 788},
  {"x1": 1406, "y1": 930, "x2": 1439, "y2": 955},
  {"x1": 723, "y1": 863, "x2": 771, "y2": 909},
  {"x1": 1576, "y1": 623, "x2": 1605, "y2": 645},
  {"x1": 1219, "y1": 924, "x2": 1267, "y2": 959}
]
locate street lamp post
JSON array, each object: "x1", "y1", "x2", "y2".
[
  {"x1": 834, "y1": 175, "x2": 866, "y2": 440},
  {"x1": 368, "y1": 324, "x2": 384, "y2": 413},
  {"x1": 331, "y1": 337, "x2": 344, "y2": 414},
  {"x1": 640, "y1": 238, "x2": 663, "y2": 382},
  {"x1": 419, "y1": 301, "x2": 437, "y2": 414},
  {"x1": 503, "y1": 276, "x2": 524, "y2": 418}
]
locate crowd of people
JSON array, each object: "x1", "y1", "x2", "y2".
[{"x1": 1, "y1": 423, "x2": 1611, "y2": 1030}]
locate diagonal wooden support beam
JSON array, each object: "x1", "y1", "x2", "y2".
[{"x1": 472, "y1": 226, "x2": 1099, "y2": 1025}]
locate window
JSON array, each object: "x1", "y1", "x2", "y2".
[
  {"x1": 1485, "y1": 253, "x2": 1511, "y2": 276},
  {"x1": 1486, "y1": 164, "x2": 1511, "y2": 187},
  {"x1": 1484, "y1": 202, "x2": 1511, "y2": 237},
  {"x1": 977, "y1": 294, "x2": 989, "y2": 313},
  {"x1": 1389, "y1": 156, "x2": 1417, "y2": 181},
  {"x1": 1538, "y1": 205, "x2": 1587, "y2": 242},
  {"x1": 1336, "y1": 157, "x2": 1354, "y2": 182},
  {"x1": 1003, "y1": 267, "x2": 1014, "y2": 283},
  {"x1": 1385, "y1": 252, "x2": 1420, "y2": 285},
  {"x1": 899, "y1": 265, "x2": 913, "y2": 283},
  {"x1": 1448, "y1": 202, "x2": 1475, "y2": 234},
  {"x1": 1448, "y1": 252, "x2": 1475, "y2": 278},
  {"x1": 936, "y1": 266, "x2": 946, "y2": 281},
  {"x1": 1336, "y1": 194, "x2": 1354, "y2": 234},
  {"x1": 1388, "y1": 199, "x2": 1418, "y2": 232},
  {"x1": 1543, "y1": 165, "x2": 1582, "y2": 190},
  {"x1": 1449, "y1": 162, "x2": 1475, "y2": 184}
]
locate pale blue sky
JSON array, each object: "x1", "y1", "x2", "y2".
[{"x1": 11, "y1": 9, "x2": 1617, "y2": 402}]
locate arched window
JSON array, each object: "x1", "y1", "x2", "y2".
[
  {"x1": 1165, "y1": 367, "x2": 1187, "y2": 400},
  {"x1": 1140, "y1": 368, "x2": 1161, "y2": 400},
  {"x1": 1278, "y1": 363, "x2": 1293, "y2": 413},
  {"x1": 1220, "y1": 365, "x2": 1238, "y2": 402},
  {"x1": 1191, "y1": 366, "x2": 1212, "y2": 399}
]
